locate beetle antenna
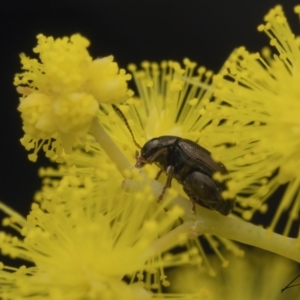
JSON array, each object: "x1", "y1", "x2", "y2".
[
  {"x1": 112, "y1": 104, "x2": 142, "y2": 149},
  {"x1": 281, "y1": 273, "x2": 300, "y2": 293}
]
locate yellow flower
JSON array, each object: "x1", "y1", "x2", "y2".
[
  {"x1": 101, "y1": 59, "x2": 219, "y2": 169},
  {"x1": 126, "y1": 60, "x2": 214, "y2": 142},
  {"x1": 14, "y1": 35, "x2": 242, "y2": 290},
  {"x1": 0, "y1": 166, "x2": 185, "y2": 300},
  {"x1": 96, "y1": 59, "x2": 244, "y2": 275},
  {"x1": 167, "y1": 248, "x2": 300, "y2": 299},
  {"x1": 199, "y1": 5, "x2": 300, "y2": 235},
  {"x1": 98, "y1": 56, "x2": 300, "y2": 269},
  {"x1": 14, "y1": 34, "x2": 132, "y2": 162},
  {"x1": 10, "y1": 25, "x2": 300, "y2": 300}
]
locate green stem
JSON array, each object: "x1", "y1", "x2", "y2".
[
  {"x1": 90, "y1": 119, "x2": 132, "y2": 175},
  {"x1": 149, "y1": 181, "x2": 300, "y2": 262},
  {"x1": 191, "y1": 212, "x2": 300, "y2": 262},
  {"x1": 88, "y1": 122, "x2": 300, "y2": 263},
  {"x1": 145, "y1": 222, "x2": 194, "y2": 259}
]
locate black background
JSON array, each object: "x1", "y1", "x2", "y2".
[{"x1": 0, "y1": 0, "x2": 299, "y2": 231}]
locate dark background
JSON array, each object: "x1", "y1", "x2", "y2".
[{"x1": 0, "y1": 0, "x2": 299, "y2": 231}]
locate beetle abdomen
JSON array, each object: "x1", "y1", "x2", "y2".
[{"x1": 183, "y1": 171, "x2": 234, "y2": 216}]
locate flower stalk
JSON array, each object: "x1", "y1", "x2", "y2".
[
  {"x1": 129, "y1": 179, "x2": 300, "y2": 263},
  {"x1": 89, "y1": 118, "x2": 132, "y2": 175}
]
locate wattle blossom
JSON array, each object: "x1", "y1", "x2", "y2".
[
  {"x1": 0, "y1": 167, "x2": 185, "y2": 300},
  {"x1": 2, "y1": 4, "x2": 300, "y2": 299},
  {"x1": 92, "y1": 59, "x2": 244, "y2": 274},
  {"x1": 14, "y1": 34, "x2": 132, "y2": 162},
  {"x1": 200, "y1": 5, "x2": 300, "y2": 235}
]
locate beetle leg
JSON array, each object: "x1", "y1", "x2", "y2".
[
  {"x1": 165, "y1": 166, "x2": 174, "y2": 188},
  {"x1": 190, "y1": 198, "x2": 196, "y2": 214},
  {"x1": 158, "y1": 166, "x2": 174, "y2": 202},
  {"x1": 182, "y1": 185, "x2": 198, "y2": 214},
  {"x1": 155, "y1": 169, "x2": 163, "y2": 180},
  {"x1": 136, "y1": 148, "x2": 168, "y2": 168},
  {"x1": 148, "y1": 147, "x2": 168, "y2": 163}
]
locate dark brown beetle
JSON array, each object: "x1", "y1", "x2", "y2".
[
  {"x1": 135, "y1": 136, "x2": 235, "y2": 215},
  {"x1": 112, "y1": 105, "x2": 235, "y2": 215}
]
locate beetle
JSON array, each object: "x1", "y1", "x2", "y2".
[
  {"x1": 135, "y1": 136, "x2": 235, "y2": 215},
  {"x1": 112, "y1": 105, "x2": 235, "y2": 215}
]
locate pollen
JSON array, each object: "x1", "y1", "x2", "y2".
[
  {"x1": 0, "y1": 167, "x2": 183, "y2": 299},
  {"x1": 201, "y1": 5, "x2": 300, "y2": 235},
  {"x1": 97, "y1": 58, "x2": 245, "y2": 276},
  {"x1": 15, "y1": 34, "x2": 132, "y2": 161}
]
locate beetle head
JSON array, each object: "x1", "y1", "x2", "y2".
[{"x1": 135, "y1": 138, "x2": 166, "y2": 168}]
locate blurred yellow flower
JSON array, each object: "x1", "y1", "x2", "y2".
[
  {"x1": 14, "y1": 34, "x2": 132, "y2": 162},
  {"x1": 167, "y1": 249, "x2": 300, "y2": 299},
  {"x1": 199, "y1": 5, "x2": 300, "y2": 235},
  {"x1": 0, "y1": 166, "x2": 185, "y2": 300}
]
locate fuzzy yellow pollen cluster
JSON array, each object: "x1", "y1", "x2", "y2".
[
  {"x1": 123, "y1": 59, "x2": 215, "y2": 144},
  {"x1": 14, "y1": 34, "x2": 132, "y2": 161},
  {"x1": 201, "y1": 5, "x2": 300, "y2": 234},
  {"x1": 0, "y1": 167, "x2": 185, "y2": 299}
]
